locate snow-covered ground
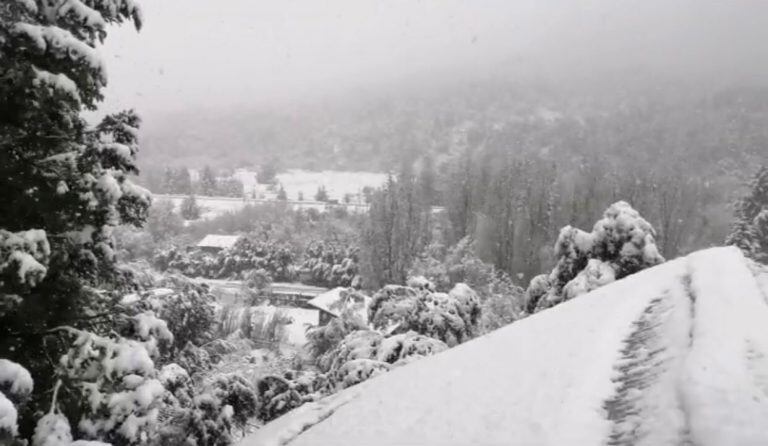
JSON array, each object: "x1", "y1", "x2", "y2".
[
  {"x1": 154, "y1": 194, "x2": 365, "y2": 221},
  {"x1": 235, "y1": 169, "x2": 388, "y2": 202},
  {"x1": 240, "y1": 247, "x2": 768, "y2": 446}
]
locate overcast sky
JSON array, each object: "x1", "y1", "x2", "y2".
[{"x1": 97, "y1": 0, "x2": 768, "y2": 116}]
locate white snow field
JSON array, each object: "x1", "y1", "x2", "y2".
[{"x1": 240, "y1": 247, "x2": 768, "y2": 446}]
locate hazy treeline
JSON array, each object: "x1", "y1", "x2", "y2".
[{"x1": 360, "y1": 85, "x2": 768, "y2": 286}]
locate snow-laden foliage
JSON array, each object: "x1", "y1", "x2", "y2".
[
  {"x1": 318, "y1": 330, "x2": 447, "y2": 390},
  {"x1": 154, "y1": 237, "x2": 296, "y2": 281},
  {"x1": 255, "y1": 371, "x2": 329, "y2": 422},
  {"x1": 300, "y1": 242, "x2": 360, "y2": 288},
  {"x1": 368, "y1": 283, "x2": 481, "y2": 346},
  {"x1": 409, "y1": 238, "x2": 526, "y2": 333},
  {"x1": 0, "y1": 359, "x2": 33, "y2": 441},
  {"x1": 0, "y1": 229, "x2": 50, "y2": 289},
  {"x1": 123, "y1": 275, "x2": 218, "y2": 350},
  {"x1": 332, "y1": 359, "x2": 390, "y2": 389},
  {"x1": 305, "y1": 301, "x2": 369, "y2": 361},
  {"x1": 56, "y1": 319, "x2": 169, "y2": 445},
  {"x1": 1, "y1": 1, "x2": 149, "y2": 440},
  {"x1": 526, "y1": 201, "x2": 664, "y2": 312},
  {"x1": 726, "y1": 166, "x2": 768, "y2": 263}
]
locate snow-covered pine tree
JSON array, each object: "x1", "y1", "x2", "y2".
[
  {"x1": 726, "y1": 166, "x2": 768, "y2": 263},
  {"x1": 1, "y1": 0, "x2": 149, "y2": 438}
]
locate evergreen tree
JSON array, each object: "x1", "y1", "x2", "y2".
[
  {"x1": 726, "y1": 166, "x2": 768, "y2": 263},
  {"x1": 257, "y1": 160, "x2": 278, "y2": 185},
  {"x1": 175, "y1": 166, "x2": 192, "y2": 194},
  {"x1": 160, "y1": 166, "x2": 176, "y2": 194},
  {"x1": 180, "y1": 194, "x2": 201, "y2": 220},
  {"x1": 199, "y1": 165, "x2": 218, "y2": 196},
  {"x1": 315, "y1": 185, "x2": 329, "y2": 202},
  {"x1": 0, "y1": 0, "x2": 148, "y2": 437},
  {"x1": 362, "y1": 170, "x2": 432, "y2": 287},
  {"x1": 276, "y1": 185, "x2": 287, "y2": 200}
]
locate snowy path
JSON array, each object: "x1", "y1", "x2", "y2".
[{"x1": 240, "y1": 247, "x2": 768, "y2": 446}]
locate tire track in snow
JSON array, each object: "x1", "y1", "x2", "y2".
[{"x1": 603, "y1": 272, "x2": 696, "y2": 446}]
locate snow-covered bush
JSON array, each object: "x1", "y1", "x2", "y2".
[
  {"x1": 368, "y1": 283, "x2": 481, "y2": 346},
  {"x1": 526, "y1": 201, "x2": 664, "y2": 312},
  {"x1": 305, "y1": 307, "x2": 368, "y2": 363},
  {"x1": 255, "y1": 371, "x2": 329, "y2": 422},
  {"x1": 154, "y1": 237, "x2": 297, "y2": 282},
  {"x1": 318, "y1": 330, "x2": 447, "y2": 390},
  {"x1": 332, "y1": 359, "x2": 390, "y2": 389},
  {"x1": 124, "y1": 275, "x2": 217, "y2": 351},
  {"x1": 410, "y1": 238, "x2": 526, "y2": 332},
  {"x1": 208, "y1": 373, "x2": 258, "y2": 429},
  {"x1": 300, "y1": 242, "x2": 360, "y2": 288}
]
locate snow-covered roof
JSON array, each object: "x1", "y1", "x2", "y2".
[
  {"x1": 196, "y1": 234, "x2": 241, "y2": 249},
  {"x1": 306, "y1": 287, "x2": 369, "y2": 321},
  {"x1": 240, "y1": 247, "x2": 768, "y2": 446},
  {"x1": 270, "y1": 282, "x2": 328, "y2": 297},
  {"x1": 306, "y1": 287, "x2": 345, "y2": 316}
]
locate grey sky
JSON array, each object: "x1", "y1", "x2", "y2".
[{"x1": 98, "y1": 0, "x2": 768, "y2": 116}]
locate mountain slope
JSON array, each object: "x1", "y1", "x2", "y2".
[{"x1": 240, "y1": 247, "x2": 768, "y2": 446}]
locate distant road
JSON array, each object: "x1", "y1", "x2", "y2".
[
  {"x1": 153, "y1": 194, "x2": 445, "y2": 218},
  {"x1": 153, "y1": 193, "x2": 370, "y2": 215}
]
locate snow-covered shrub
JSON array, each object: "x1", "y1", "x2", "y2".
[
  {"x1": 306, "y1": 306, "x2": 368, "y2": 363},
  {"x1": 527, "y1": 201, "x2": 664, "y2": 312},
  {"x1": 255, "y1": 371, "x2": 329, "y2": 422},
  {"x1": 301, "y1": 242, "x2": 360, "y2": 288},
  {"x1": 590, "y1": 201, "x2": 664, "y2": 276},
  {"x1": 318, "y1": 330, "x2": 383, "y2": 374},
  {"x1": 208, "y1": 373, "x2": 258, "y2": 429},
  {"x1": 368, "y1": 283, "x2": 481, "y2": 346},
  {"x1": 125, "y1": 276, "x2": 217, "y2": 351},
  {"x1": 410, "y1": 238, "x2": 526, "y2": 332},
  {"x1": 375, "y1": 332, "x2": 447, "y2": 366},
  {"x1": 155, "y1": 362, "x2": 237, "y2": 446},
  {"x1": 561, "y1": 259, "x2": 616, "y2": 300},
  {"x1": 159, "y1": 392, "x2": 235, "y2": 446},
  {"x1": 319, "y1": 330, "x2": 447, "y2": 390},
  {"x1": 154, "y1": 238, "x2": 297, "y2": 282},
  {"x1": 332, "y1": 359, "x2": 390, "y2": 390},
  {"x1": 175, "y1": 343, "x2": 213, "y2": 378}
]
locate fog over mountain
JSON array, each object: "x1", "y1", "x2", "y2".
[{"x1": 99, "y1": 0, "x2": 768, "y2": 117}]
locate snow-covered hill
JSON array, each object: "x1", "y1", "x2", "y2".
[{"x1": 240, "y1": 247, "x2": 768, "y2": 446}]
